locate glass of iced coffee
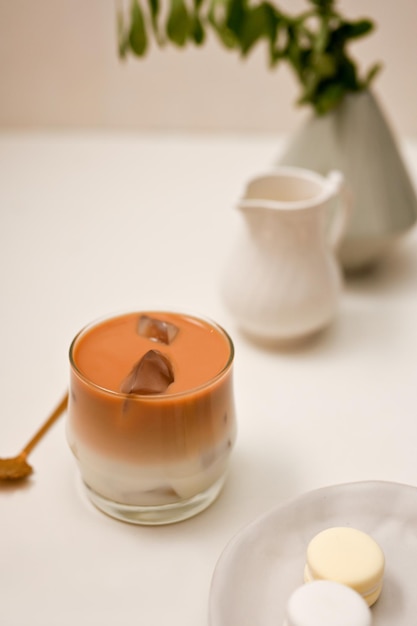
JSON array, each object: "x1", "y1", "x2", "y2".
[{"x1": 67, "y1": 311, "x2": 236, "y2": 525}]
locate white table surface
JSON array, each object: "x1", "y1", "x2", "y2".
[{"x1": 1, "y1": 131, "x2": 417, "y2": 626}]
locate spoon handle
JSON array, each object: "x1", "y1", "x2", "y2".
[{"x1": 22, "y1": 393, "x2": 69, "y2": 457}]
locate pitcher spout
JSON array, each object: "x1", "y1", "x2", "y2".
[{"x1": 326, "y1": 170, "x2": 344, "y2": 195}]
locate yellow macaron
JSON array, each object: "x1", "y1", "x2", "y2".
[{"x1": 304, "y1": 527, "x2": 385, "y2": 607}]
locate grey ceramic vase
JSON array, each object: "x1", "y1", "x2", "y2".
[{"x1": 278, "y1": 90, "x2": 417, "y2": 271}]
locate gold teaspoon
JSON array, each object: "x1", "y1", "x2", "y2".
[{"x1": 0, "y1": 393, "x2": 68, "y2": 480}]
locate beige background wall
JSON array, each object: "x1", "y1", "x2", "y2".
[{"x1": 0, "y1": 0, "x2": 416, "y2": 136}]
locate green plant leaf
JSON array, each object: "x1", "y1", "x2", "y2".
[
  {"x1": 239, "y1": 3, "x2": 278, "y2": 56},
  {"x1": 342, "y1": 18, "x2": 374, "y2": 39},
  {"x1": 308, "y1": 0, "x2": 335, "y2": 12},
  {"x1": 147, "y1": 0, "x2": 163, "y2": 44},
  {"x1": 129, "y1": 0, "x2": 148, "y2": 56},
  {"x1": 331, "y1": 18, "x2": 374, "y2": 47},
  {"x1": 364, "y1": 61, "x2": 382, "y2": 87},
  {"x1": 189, "y1": 13, "x2": 206, "y2": 45},
  {"x1": 225, "y1": 0, "x2": 247, "y2": 38},
  {"x1": 314, "y1": 18, "x2": 329, "y2": 53},
  {"x1": 312, "y1": 51, "x2": 336, "y2": 78},
  {"x1": 268, "y1": 15, "x2": 290, "y2": 65},
  {"x1": 117, "y1": 7, "x2": 130, "y2": 58},
  {"x1": 166, "y1": 0, "x2": 190, "y2": 47},
  {"x1": 338, "y1": 56, "x2": 360, "y2": 90},
  {"x1": 301, "y1": 81, "x2": 345, "y2": 114},
  {"x1": 208, "y1": 0, "x2": 241, "y2": 49},
  {"x1": 285, "y1": 23, "x2": 304, "y2": 73},
  {"x1": 148, "y1": 0, "x2": 159, "y2": 23}
]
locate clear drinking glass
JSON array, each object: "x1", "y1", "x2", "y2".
[{"x1": 67, "y1": 311, "x2": 236, "y2": 525}]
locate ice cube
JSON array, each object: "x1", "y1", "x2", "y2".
[
  {"x1": 137, "y1": 315, "x2": 179, "y2": 345},
  {"x1": 120, "y1": 350, "x2": 174, "y2": 395}
]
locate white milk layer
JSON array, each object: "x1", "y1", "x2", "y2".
[{"x1": 68, "y1": 437, "x2": 231, "y2": 506}]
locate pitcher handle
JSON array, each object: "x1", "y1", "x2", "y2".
[{"x1": 327, "y1": 170, "x2": 351, "y2": 251}]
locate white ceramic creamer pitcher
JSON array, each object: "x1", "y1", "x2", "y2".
[{"x1": 221, "y1": 167, "x2": 349, "y2": 343}]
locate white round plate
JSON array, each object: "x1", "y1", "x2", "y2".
[{"x1": 209, "y1": 481, "x2": 417, "y2": 625}]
